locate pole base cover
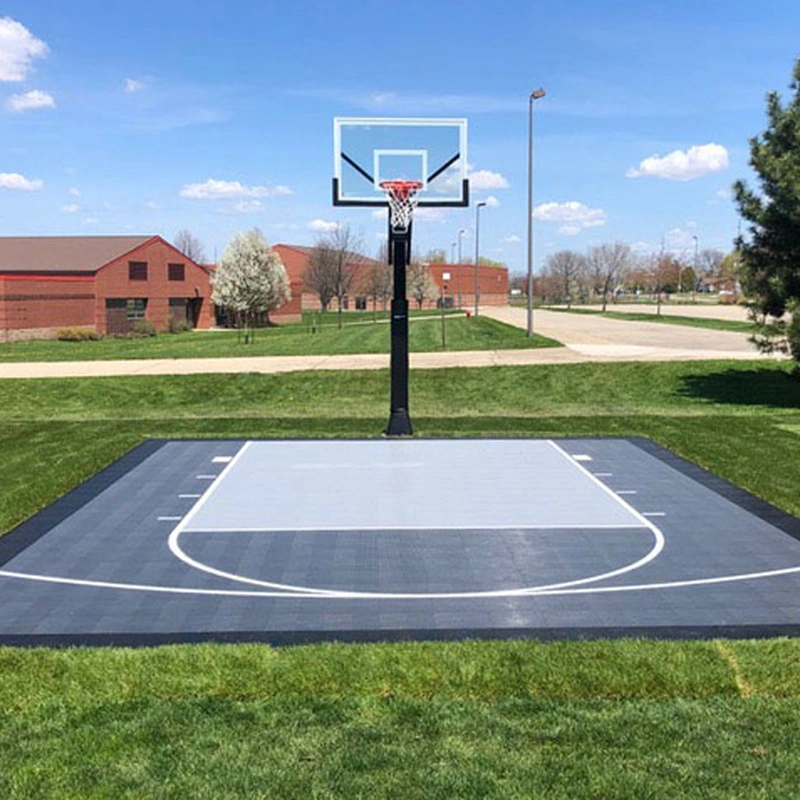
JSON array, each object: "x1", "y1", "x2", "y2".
[{"x1": 385, "y1": 409, "x2": 413, "y2": 437}]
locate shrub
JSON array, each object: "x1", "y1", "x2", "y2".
[
  {"x1": 129, "y1": 319, "x2": 157, "y2": 338},
  {"x1": 168, "y1": 316, "x2": 192, "y2": 334},
  {"x1": 56, "y1": 327, "x2": 102, "y2": 342}
]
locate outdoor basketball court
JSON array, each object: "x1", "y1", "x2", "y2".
[{"x1": 1, "y1": 437, "x2": 800, "y2": 646}]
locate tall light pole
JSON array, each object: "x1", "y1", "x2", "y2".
[
  {"x1": 474, "y1": 201, "x2": 487, "y2": 317},
  {"x1": 450, "y1": 241, "x2": 456, "y2": 265},
  {"x1": 527, "y1": 87, "x2": 546, "y2": 337},
  {"x1": 692, "y1": 234, "x2": 699, "y2": 303},
  {"x1": 457, "y1": 228, "x2": 466, "y2": 308}
]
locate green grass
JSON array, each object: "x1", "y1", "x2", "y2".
[
  {"x1": 2, "y1": 359, "x2": 800, "y2": 796},
  {"x1": 2, "y1": 640, "x2": 800, "y2": 797},
  {"x1": 0, "y1": 315, "x2": 559, "y2": 362},
  {"x1": 544, "y1": 306, "x2": 755, "y2": 333}
]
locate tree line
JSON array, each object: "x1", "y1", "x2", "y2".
[{"x1": 529, "y1": 242, "x2": 734, "y2": 310}]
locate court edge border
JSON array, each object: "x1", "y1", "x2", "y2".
[
  {"x1": 0, "y1": 439, "x2": 171, "y2": 569},
  {"x1": 2, "y1": 624, "x2": 800, "y2": 649},
  {"x1": 628, "y1": 437, "x2": 800, "y2": 543}
]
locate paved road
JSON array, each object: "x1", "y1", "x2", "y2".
[
  {"x1": 548, "y1": 303, "x2": 751, "y2": 322},
  {"x1": 0, "y1": 307, "x2": 781, "y2": 379}
]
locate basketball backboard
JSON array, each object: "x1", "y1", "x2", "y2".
[{"x1": 333, "y1": 117, "x2": 468, "y2": 207}]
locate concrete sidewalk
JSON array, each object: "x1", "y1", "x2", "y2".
[{"x1": 0, "y1": 307, "x2": 783, "y2": 379}]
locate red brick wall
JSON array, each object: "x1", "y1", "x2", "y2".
[
  {"x1": 0, "y1": 275, "x2": 95, "y2": 338},
  {"x1": 94, "y1": 238, "x2": 213, "y2": 333}
]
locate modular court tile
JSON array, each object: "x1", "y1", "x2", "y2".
[{"x1": 1, "y1": 438, "x2": 799, "y2": 646}]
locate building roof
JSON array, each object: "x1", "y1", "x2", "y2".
[
  {"x1": 274, "y1": 243, "x2": 380, "y2": 266},
  {"x1": 0, "y1": 236, "x2": 155, "y2": 273}
]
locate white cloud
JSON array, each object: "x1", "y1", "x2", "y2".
[
  {"x1": 468, "y1": 169, "x2": 509, "y2": 190},
  {"x1": 180, "y1": 178, "x2": 292, "y2": 200},
  {"x1": 234, "y1": 199, "x2": 264, "y2": 213},
  {"x1": 665, "y1": 227, "x2": 700, "y2": 250},
  {"x1": 501, "y1": 235, "x2": 521, "y2": 244},
  {"x1": 69, "y1": 186, "x2": 81, "y2": 197},
  {"x1": 532, "y1": 200, "x2": 606, "y2": 236},
  {"x1": 81, "y1": 217, "x2": 99, "y2": 225},
  {"x1": 6, "y1": 89, "x2": 54, "y2": 112},
  {"x1": 0, "y1": 172, "x2": 43, "y2": 191},
  {"x1": 307, "y1": 218, "x2": 340, "y2": 232},
  {"x1": 0, "y1": 17, "x2": 48, "y2": 82},
  {"x1": 484, "y1": 195, "x2": 501, "y2": 207},
  {"x1": 60, "y1": 203, "x2": 79, "y2": 213},
  {"x1": 626, "y1": 143, "x2": 729, "y2": 181},
  {"x1": 124, "y1": 77, "x2": 145, "y2": 94}
]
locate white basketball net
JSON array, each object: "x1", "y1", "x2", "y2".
[{"x1": 380, "y1": 180, "x2": 423, "y2": 233}]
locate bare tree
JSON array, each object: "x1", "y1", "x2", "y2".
[
  {"x1": 358, "y1": 259, "x2": 393, "y2": 317},
  {"x1": 587, "y1": 242, "x2": 632, "y2": 311},
  {"x1": 304, "y1": 225, "x2": 365, "y2": 328},
  {"x1": 545, "y1": 250, "x2": 586, "y2": 308},
  {"x1": 407, "y1": 262, "x2": 438, "y2": 309},
  {"x1": 174, "y1": 229, "x2": 207, "y2": 263}
]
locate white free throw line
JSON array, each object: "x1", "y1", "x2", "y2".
[{"x1": 181, "y1": 523, "x2": 649, "y2": 534}]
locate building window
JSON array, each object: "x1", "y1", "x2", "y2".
[
  {"x1": 129, "y1": 261, "x2": 148, "y2": 281},
  {"x1": 355, "y1": 296, "x2": 367, "y2": 310},
  {"x1": 126, "y1": 299, "x2": 147, "y2": 319},
  {"x1": 168, "y1": 263, "x2": 185, "y2": 281}
]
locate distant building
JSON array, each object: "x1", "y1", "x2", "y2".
[
  {"x1": 272, "y1": 244, "x2": 508, "y2": 313},
  {"x1": 0, "y1": 235, "x2": 213, "y2": 340}
]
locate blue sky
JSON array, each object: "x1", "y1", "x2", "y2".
[{"x1": 1, "y1": 0, "x2": 798, "y2": 272}]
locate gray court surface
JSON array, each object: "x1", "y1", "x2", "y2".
[{"x1": 2, "y1": 437, "x2": 800, "y2": 646}]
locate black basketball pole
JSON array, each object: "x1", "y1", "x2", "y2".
[{"x1": 385, "y1": 221, "x2": 413, "y2": 436}]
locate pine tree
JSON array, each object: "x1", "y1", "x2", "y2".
[{"x1": 733, "y1": 58, "x2": 800, "y2": 368}]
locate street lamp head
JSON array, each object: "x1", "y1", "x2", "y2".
[
  {"x1": 477, "y1": 201, "x2": 487, "y2": 209},
  {"x1": 530, "y1": 88, "x2": 546, "y2": 101}
]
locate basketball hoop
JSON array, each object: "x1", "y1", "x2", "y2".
[{"x1": 380, "y1": 179, "x2": 424, "y2": 233}]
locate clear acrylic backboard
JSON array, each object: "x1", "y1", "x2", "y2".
[{"x1": 333, "y1": 117, "x2": 468, "y2": 207}]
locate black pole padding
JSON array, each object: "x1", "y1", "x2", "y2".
[{"x1": 385, "y1": 223, "x2": 413, "y2": 436}]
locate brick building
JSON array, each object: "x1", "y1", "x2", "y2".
[
  {"x1": 273, "y1": 243, "x2": 508, "y2": 312},
  {"x1": 0, "y1": 236, "x2": 213, "y2": 340}
]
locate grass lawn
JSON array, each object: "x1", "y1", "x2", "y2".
[
  {"x1": 544, "y1": 306, "x2": 755, "y2": 333},
  {"x1": 2, "y1": 359, "x2": 800, "y2": 797},
  {"x1": 0, "y1": 314, "x2": 560, "y2": 363}
]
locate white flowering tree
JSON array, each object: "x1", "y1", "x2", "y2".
[
  {"x1": 407, "y1": 262, "x2": 438, "y2": 309},
  {"x1": 212, "y1": 229, "x2": 291, "y2": 342}
]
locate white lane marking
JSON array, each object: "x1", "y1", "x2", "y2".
[
  {"x1": 594, "y1": 472, "x2": 613, "y2": 477},
  {"x1": 182, "y1": 523, "x2": 648, "y2": 534},
  {"x1": 212, "y1": 456, "x2": 233, "y2": 463},
  {"x1": 617, "y1": 490, "x2": 638, "y2": 495},
  {"x1": 3, "y1": 562, "x2": 800, "y2": 599},
  {"x1": 572, "y1": 454, "x2": 593, "y2": 462},
  {"x1": 179, "y1": 494, "x2": 202, "y2": 499},
  {"x1": 291, "y1": 461, "x2": 424, "y2": 470},
  {"x1": 196, "y1": 474, "x2": 218, "y2": 480},
  {"x1": 644, "y1": 512, "x2": 666, "y2": 517},
  {"x1": 157, "y1": 516, "x2": 182, "y2": 522}
]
